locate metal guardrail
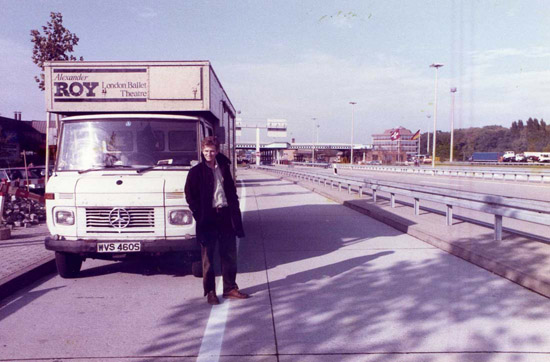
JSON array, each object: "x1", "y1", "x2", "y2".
[
  {"x1": 258, "y1": 166, "x2": 550, "y2": 241},
  {"x1": 332, "y1": 164, "x2": 550, "y2": 183},
  {"x1": 290, "y1": 162, "x2": 331, "y2": 168}
]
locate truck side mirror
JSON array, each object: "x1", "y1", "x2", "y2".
[{"x1": 215, "y1": 127, "x2": 226, "y2": 144}]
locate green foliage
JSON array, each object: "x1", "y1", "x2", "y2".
[
  {"x1": 421, "y1": 117, "x2": 550, "y2": 160},
  {"x1": 30, "y1": 12, "x2": 83, "y2": 91}
]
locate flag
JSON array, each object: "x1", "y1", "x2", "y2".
[
  {"x1": 411, "y1": 129, "x2": 420, "y2": 140},
  {"x1": 390, "y1": 129, "x2": 401, "y2": 141}
]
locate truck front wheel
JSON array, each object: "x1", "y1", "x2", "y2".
[{"x1": 55, "y1": 252, "x2": 83, "y2": 278}]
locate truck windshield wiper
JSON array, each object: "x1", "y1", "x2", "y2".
[
  {"x1": 77, "y1": 165, "x2": 135, "y2": 174},
  {"x1": 136, "y1": 165, "x2": 159, "y2": 174}
]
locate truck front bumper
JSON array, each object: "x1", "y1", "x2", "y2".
[{"x1": 45, "y1": 236, "x2": 199, "y2": 254}]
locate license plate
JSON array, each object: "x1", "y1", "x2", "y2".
[{"x1": 97, "y1": 242, "x2": 141, "y2": 253}]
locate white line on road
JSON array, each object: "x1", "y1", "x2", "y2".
[{"x1": 196, "y1": 179, "x2": 247, "y2": 362}]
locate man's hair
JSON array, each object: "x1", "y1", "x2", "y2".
[{"x1": 201, "y1": 136, "x2": 220, "y2": 151}]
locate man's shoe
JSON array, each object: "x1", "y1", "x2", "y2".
[
  {"x1": 207, "y1": 291, "x2": 220, "y2": 305},
  {"x1": 222, "y1": 288, "x2": 249, "y2": 299}
]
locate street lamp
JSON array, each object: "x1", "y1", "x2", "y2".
[
  {"x1": 311, "y1": 118, "x2": 317, "y2": 163},
  {"x1": 349, "y1": 102, "x2": 356, "y2": 164},
  {"x1": 430, "y1": 63, "x2": 444, "y2": 168},
  {"x1": 450, "y1": 87, "x2": 457, "y2": 163},
  {"x1": 426, "y1": 115, "x2": 431, "y2": 155}
]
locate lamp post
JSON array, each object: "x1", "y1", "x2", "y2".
[
  {"x1": 349, "y1": 102, "x2": 356, "y2": 164},
  {"x1": 315, "y1": 124, "x2": 320, "y2": 162},
  {"x1": 311, "y1": 118, "x2": 316, "y2": 163},
  {"x1": 430, "y1": 63, "x2": 444, "y2": 168},
  {"x1": 450, "y1": 87, "x2": 457, "y2": 163},
  {"x1": 426, "y1": 115, "x2": 431, "y2": 155}
]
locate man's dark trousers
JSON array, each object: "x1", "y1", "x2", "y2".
[{"x1": 201, "y1": 207, "x2": 238, "y2": 296}]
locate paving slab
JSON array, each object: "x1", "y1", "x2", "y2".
[{"x1": 0, "y1": 224, "x2": 53, "y2": 300}]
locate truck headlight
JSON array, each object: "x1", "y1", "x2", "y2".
[
  {"x1": 169, "y1": 210, "x2": 193, "y2": 225},
  {"x1": 55, "y1": 210, "x2": 75, "y2": 225}
]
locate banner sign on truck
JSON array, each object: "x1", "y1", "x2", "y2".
[
  {"x1": 48, "y1": 65, "x2": 205, "y2": 114},
  {"x1": 52, "y1": 68, "x2": 149, "y2": 103}
]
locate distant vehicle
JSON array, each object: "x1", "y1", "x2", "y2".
[
  {"x1": 502, "y1": 151, "x2": 515, "y2": 162},
  {"x1": 515, "y1": 153, "x2": 526, "y2": 162},
  {"x1": 469, "y1": 152, "x2": 503, "y2": 162},
  {"x1": 368, "y1": 160, "x2": 382, "y2": 165},
  {"x1": 0, "y1": 166, "x2": 47, "y2": 194},
  {"x1": 524, "y1": 152, "x2": 541, "y2": 162},
  {"x1": 539, "y1": 153, "x2": 550, "y2": 163}
]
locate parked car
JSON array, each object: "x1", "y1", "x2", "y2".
[{"x1": 0, "y1": 166, "x2": 48, "y2": 194}]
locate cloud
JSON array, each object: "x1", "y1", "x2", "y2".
[
  {"x1": 135, "y1": 6, "x2": 158, "y2": 19},
  {"x1": 472, "y1": 47, "x2": 550, "y2": 66}
]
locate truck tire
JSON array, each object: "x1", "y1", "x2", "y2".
[
  {"x1": 55, "y1": 252, "x2": 82, "y2": 278},
  {"x1": 191, "y1": 261, "x2": 203, "y2": 278}
]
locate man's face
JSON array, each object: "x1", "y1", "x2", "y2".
[{"x1": 202, "y1": 145, "x2": 218, "y2": 163}]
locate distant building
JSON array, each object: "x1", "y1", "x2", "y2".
[
  {"x1": 371, "y1": 127, "x2": 419, "y2": 164},
  {"x1": 0, "y1": 115, "x2": 47, "y2": 166}
]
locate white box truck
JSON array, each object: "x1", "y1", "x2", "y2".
[{"x1": 43, "y1": 61, "x2": 237, "y2": 278}]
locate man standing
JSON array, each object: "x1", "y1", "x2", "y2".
[{"x1": 185, "y1": 136, "x2": 249, "y2": 305}]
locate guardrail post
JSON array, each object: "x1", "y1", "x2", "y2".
[
  {"x1": 390, "y1": 193, "x2": 395, "y2": 208},
  {"x1": 446, "y1": 205, "x2": 453, "y2": 226},
  {"x1": 373, "y1": 189, "x2": 377, "y2": 203},
  {"x1": 347, "y1": 184, "x2": 351, "y2": 194},
  {"x1": 338, "y1": 182, "x2": 342, "y2": 192},
  {"x1": 359, "y1": 186, "x2": 363, "y2": 197},
  {"x1": 526, "y1": 174, "x2": 530, "y2": 182},
  {"x1": 494, "y1": 215, "x2": 503, "y2": 241},
  {"x1": 414, "y1": 198, "x2": 420, "y2": 215}
]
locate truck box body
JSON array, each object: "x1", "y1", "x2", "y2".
[
  {"x1": 470, "y1": 152, "x2": 503, "y2": 162},
  {"x1": 43, "y1": 61, "x2": 237, "y2": 278},
  {"x1": 45, "y1": 60, "x2": 235, "y2": 119}
]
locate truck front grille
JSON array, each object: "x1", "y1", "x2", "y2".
[{"x1": 85, "y1": 207, "x2": 155, "y2": 233}]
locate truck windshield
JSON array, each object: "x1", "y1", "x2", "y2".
[{"x1": 57, "y1": 118, "x2": 198, "y2": 171}]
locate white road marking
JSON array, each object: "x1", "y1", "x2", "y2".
[{"x1": 196, "y1": 179, "x2": 246, "y2": 362}]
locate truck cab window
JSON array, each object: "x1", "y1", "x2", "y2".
[{"x1": 57, "y1": 118, "x2": 198, "y2": 170}]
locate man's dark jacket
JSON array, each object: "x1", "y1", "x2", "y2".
[{"x1": 185, "y1": 153, "x2": 245, "y2": 244}]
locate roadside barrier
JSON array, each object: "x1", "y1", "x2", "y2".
[
  {"x1": 258, "y1": 166, "x2": 550, "y2": 242},
  {"x1": 334, "y1": 163, "x2": 550, "y2": 183}
]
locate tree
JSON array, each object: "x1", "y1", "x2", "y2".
[{"x1": 30, "y1": 12, "x2": 83, "y2": 90}]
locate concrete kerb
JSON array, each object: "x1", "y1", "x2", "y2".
[
  {"x1": 264, "y1": 171, "x2": 550, "y2": 298},
  {"x1": 0, "y1": 224, "x2": 55, "y2": 302}
]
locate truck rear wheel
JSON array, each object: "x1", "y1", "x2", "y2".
[
  {"x1": 191, "y1": 261, "x2": 203, "y2": 278},
  {"x1": 55, "y1": 252, "x2": 82, "y2": 278}
]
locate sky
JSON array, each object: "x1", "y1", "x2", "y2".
[{"x1": 1, "y1": 0, "x2": 549, "y2": 144}]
